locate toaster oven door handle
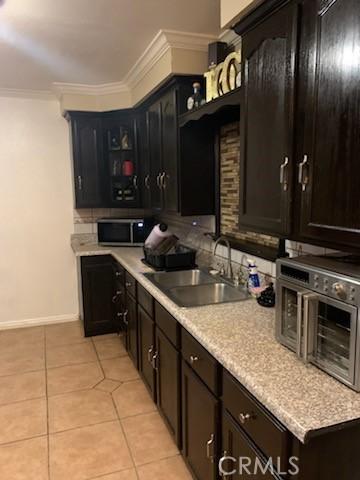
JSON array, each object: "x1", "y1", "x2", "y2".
[
  {"x1": 296, "y1": 292, "x2": 305, "y2": 358},
  {"x1": 302, "y1": 293, "x2": 319, "y2": 364}
]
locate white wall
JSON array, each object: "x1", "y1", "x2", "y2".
[
  {"x1": 0, "y1": 95, "x2": 78, "y2": 328},
  {"x1": 220, "y1": 0, "x2": 265, "y2": 28}
]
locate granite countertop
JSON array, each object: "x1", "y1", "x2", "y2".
[{"x1": 72, "y1": 237, "x2": 360, "y2": 444}]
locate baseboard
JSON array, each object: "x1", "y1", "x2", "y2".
[{"x1": 0, "y1": 313, "x2": 80, "y2": 331}]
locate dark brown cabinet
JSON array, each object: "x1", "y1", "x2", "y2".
[
  {"x1": 182, "y1": 360, "x2": 219, "y2": 480},
  {"x1": 148, "y1": 101, "x2": 163, "y2": 210},
  {"x1": 295, "y1": 0, "x2": 360, "y2": 250},
  {"x1": 238, "y1": 0, "x2": 298, "y2": 237},
  {"x1": 125, "y1": 290, "x2": 138, "y2": 368},
  {"x1": 67, "y1": 113, "x2": 105, "y2": 208},
  {"x1": 81, "y1": 255, "x2": 117, "y2": 337},
  {"x1": 155, "y1": 326, "x2": 181, "y2": 446},
  {"x1": 138, "y1": 305, "x2": 156, "y2": 399}
]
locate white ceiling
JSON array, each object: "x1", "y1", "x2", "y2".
[{"x1": 0, "y1": 0, "x2": 220, "y2": 91}]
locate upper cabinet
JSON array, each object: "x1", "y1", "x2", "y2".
[
  {"x1": 67, "y1": 113, "x2": 105, "y2": 208},
  {"x1": 236, "y1": 0, "x2": 360, "y2": 252},
  {"x1": 238, "y1": 0, "x2": 298, "y2": 237},
  {"x1": 144, "y1": 78, "x2": 215, "y2": 216},
  {"x1": 296, "y1": 0, "x2": 360, "y2": 250}
]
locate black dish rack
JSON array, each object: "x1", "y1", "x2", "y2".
[{"x1": 142, "y1": 244, "x2": 197, "y2": 271}]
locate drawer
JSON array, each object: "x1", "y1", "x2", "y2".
[
  {"x1": 155, "y1": 302, "x2": 180, "y2": 348},
  {"x1": 223, "y1": 370, "x2": 289, "y2": 472},
  {"x1": 138, "y1": 284, "x2": 153, "y2": 318},
  {"x1": 182, "y1": 329, "x2": 220, "y2": 395},
  {"x1": 113, "y1": 262, "x2": 125, "y2": 286},
  {"x1": 125, "y1": 271, "x2": 136, "y2": 299}
]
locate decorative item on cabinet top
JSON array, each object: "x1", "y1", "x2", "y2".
[{"x1": 204, "y1": 49, "x2": 241, "y2": 102}]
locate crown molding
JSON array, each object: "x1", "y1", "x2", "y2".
[
  {"x1": 218, "y1": 29, "x2": 241, "y2": 49},
  {"x1": 164, "y1": 29, "x2": 218, "y2": 51},
  {"x1": 52, "y1": 81, "x2": 129, "y2": 98},
  {"x1": 0, "y1": 87, "x2": 55, "y2": 100}
]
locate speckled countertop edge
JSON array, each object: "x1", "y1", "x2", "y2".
[{"x1": 72, "y1": 239, "x2": 360, "y2": 443}]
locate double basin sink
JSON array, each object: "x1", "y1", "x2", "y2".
[{"x1": 143, "y1": 269, "x2": 249, "y2": 307}]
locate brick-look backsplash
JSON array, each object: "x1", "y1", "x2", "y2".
[{"x1": 220, "y1": 122, "x2": 278, "y2": 248}]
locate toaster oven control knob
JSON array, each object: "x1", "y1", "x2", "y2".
[{"x1": 332, "y1": 282, "x2": 347, "y2": 300}]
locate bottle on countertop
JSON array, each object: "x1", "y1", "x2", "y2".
[
  {"x1": 145, "y1": 223, "x2": 172, "y2": 250},
  {"x1": 247, "y1": 258, "x2": 261, "y2": 289},
  {"x1": 187, "y1": 82, "x2": 206, "y2": 110}
]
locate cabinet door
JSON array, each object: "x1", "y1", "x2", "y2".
[
  {"x1": 71, "y1": 116, "x2": 104, "y2": 208},
  {"x1": 138, "y1": 306, "x2": 156, "y2": 400},
  {"x1": 182, "y1": 361, "x2": 219, "y2": 480},
  {"x1": 148, "y1": 101, "x2": 163, "y2": 210},
  {"x1": 297, "y1": 0, "x2": 360, "y2": 250},
  {"x1": 221, "y1": 410, "x2": 277, "y2": 479},
  {"x1": 155, "y1": 327, "x2": 181, "y2": 447},
  {"x1": 81, "y1": 256, "x2": 116, "y2": 337},
  {"x1": 239, "y1": 1, "x2": 298, "y2": 236},
  {"x1": 125, "y1": 292, "x2": 138, "y2": 368},
  {"x1": 161, "y1": 89, "x2": 178, "y2": 212}
]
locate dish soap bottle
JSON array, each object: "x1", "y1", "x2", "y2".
[{"x1": 247, "y1": 259, "x2": 260, "y2": 289}]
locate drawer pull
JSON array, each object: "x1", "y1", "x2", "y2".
[
  {"x1": 151, "y1": 351, "x2": 159, "y2": 371},
  {"x1": 115, "y1": 271, "x2": 122, "y2": 277},
  {"x1": 206, "y1": 433, "x2": 215, "y2": 463},
  {"x1": 123, "y1": 310, "x2": 129, "y2": 326},
  {"x1": 112, "y1": 291, "x2": 122, "y2": 303},
  {"x1": 147, "y1": 345, "x2": 154, "y2": 363},
  {"x1": 238, "y1": 413, "x2": 253, "y2": 424},
  {"x1": 126, "y1": 282, "x2": 132, "y2": 288},
  {"x1": 190, "y1": 355, "x2": 199, "y2": 365}
]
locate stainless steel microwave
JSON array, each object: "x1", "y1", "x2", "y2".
[
  {"x1": 276, "y1": 255, "x2": 360, "y2": 391},
  {"x1": 97, "y1": 218, "x2": 154, "y2": 246}
]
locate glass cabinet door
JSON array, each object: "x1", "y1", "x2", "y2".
[{"x1": 312, "y1": 297, "x2": 357, "y2": 384}]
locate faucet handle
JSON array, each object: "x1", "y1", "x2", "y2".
[{"x1": 217, "y1": 262, "x2": 225, "y2": 276}]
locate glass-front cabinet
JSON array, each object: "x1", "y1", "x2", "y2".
[{"x1": 103, "y1": 113, "x2": 141, "y2": 208}]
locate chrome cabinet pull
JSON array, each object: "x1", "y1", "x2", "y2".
[
  {"x1": 280, "y1": 157, "x2": 289, "y2": 191},
  {"x1": 123, "y1": 309, "x2": 129, "y2": 326},
  {"x1": 147, "y1": 345, "x2": 154, "y2": 363},
  {"x1": 298, "y1": 155, "x2": 309, "y2": 191},
  {"x1": 77, "y1": 175, "x2": 83, "y2": 191},
  {"x1": 115, "y1": 271, "x2": 122, "y2": 278},
  {"x1": 144, "y1": 174, "x2": 150, "y2": 189},
  {"x1": 156, "y1": 173, "x2": 162, "y2": 190},
  {"x1": 125, "y1": 282, "x2": 132, "y2": 288},
  {"x1": 206, "y1": 434, "x2": 215, "y2": 463},
  {"x1": 238, "y1": 413, "x2": 253, "y2": 424},
  {"x1": 151, "y1": 351, "x2": 159, "y2": 371},
  {"x1": 112, "y1": 290, "x2": 122, "y2": 303},
  {"x1": 189, "y1": 355, "x2": 199, "y2": 365},
  {"x1": 133, "y1": 175, "x2": 138, "y2": 189},
  {"x1": 161, "y1": 172, "x2": 167, "y2": 189}
]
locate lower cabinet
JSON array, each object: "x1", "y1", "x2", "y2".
[
  {"x1": 181, "y1": 360, "x2": 219, "y2": 480},
  {"x1": 81, "y1": 255, "x2": 117, "y2": 337},
  {"x1": 125, "y1": 291, "x2": 138, "y2": 368},
  {"x1": 155, "y1": 326, "x2": 181, "y2": 447},
  {"x1": 138, "y1": 305, "x2": 156, "y2": 400}
]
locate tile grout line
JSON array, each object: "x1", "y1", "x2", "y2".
[
  {"x1": 44, "y1": 328, "x2": 51, "y2": 480},
  {"x1": 92, "y1": 338, "x2": 140, "y2": 480}
]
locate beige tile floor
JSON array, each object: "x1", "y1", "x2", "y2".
[{"x1": 0, "y1": 321, "x2": 192, "y2": 480}]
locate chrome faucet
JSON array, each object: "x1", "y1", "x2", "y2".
[{"x1": 213, "y1": 236, "x2": 233, "y2": 280}]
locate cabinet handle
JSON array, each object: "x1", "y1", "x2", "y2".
[
  {"x1": 133, "y1": 175, "x2": 138, "y2": 189},
  {"x1": 161, "y1": 172, "x2": 167, "y2": 189},
  {"x1": 151, "y1": 351, "x2": 159, "y2": 371},
  {"x1": 77, "y1": 175, "x2": 83, "y2": 191},
  {"x1": 115, "y1": 271, "x2": 122, "y2": 278},
  {"x1": 125, "y1": 282, "x2": 132, "y2": 288},
  {"x1": 238, "y1": 413, "x2": 253, "y2": 424},
  {"x1": 147, "y1": 345, "x2": 154, "y2": 363},
  {"x1": 189, "y1": 355, "x2": 199, "y2": 365},
  {"x1": 112, "y1": 290, "x2": 122, "y2": 303},
  {"x1": 123, "y1": 309, "x2": 129, "y2": 326},
  {"x1": 206, "y1": 433, "x2": 215, "y2": 463},
  {"x1": 144, "y1": 174, "x2": 150, "y2": 190},
  {"x1": 298, "y1": 155, "x2": 309, "y2": 191},
  {"x1": 280, "y1": 157, "x2": 289, "y2": 191},
  {"x1": 156, "y1": 173, "x2": 162, "y2": 190}
]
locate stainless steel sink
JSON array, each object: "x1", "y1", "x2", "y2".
[
  {"x1": 143, "y1": 269, "x2": 216, "y2": 289},
  {"x1": 143, "y1": 269, "x2": 249, "y2": 307},
  {"x1": 166, "y1": 283, "x2": 249, "y2": 307}
]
